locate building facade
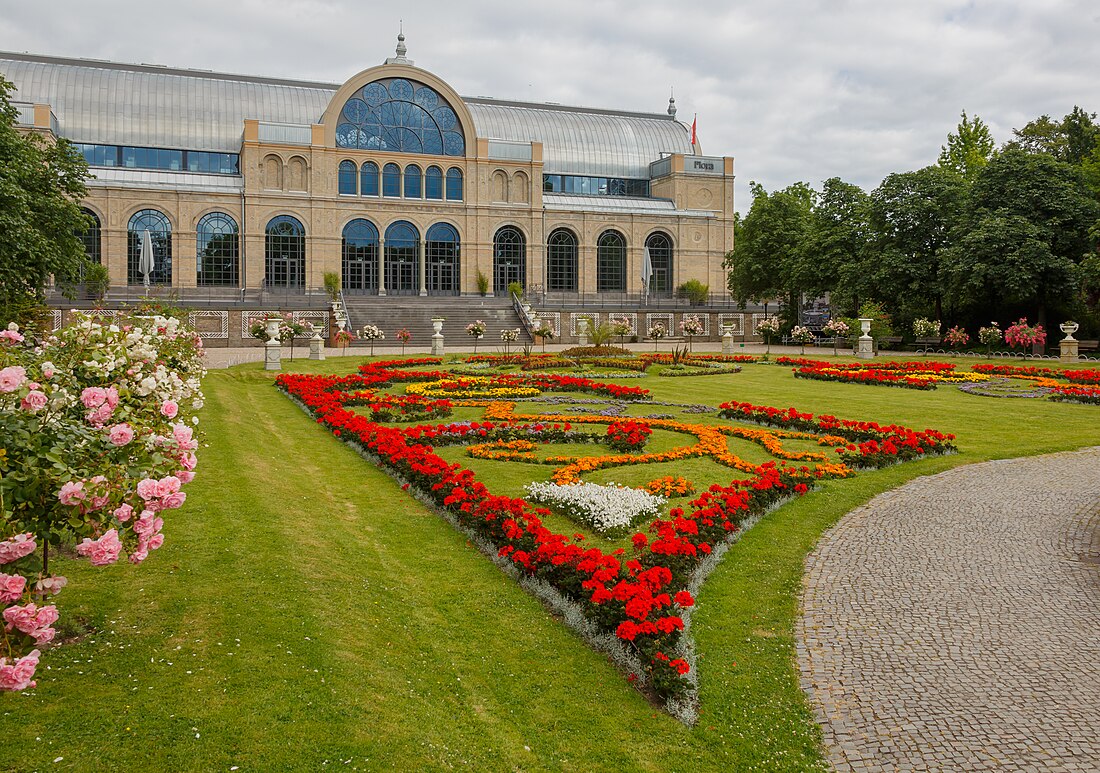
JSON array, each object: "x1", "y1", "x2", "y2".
[{"x1": 1, "y1": 38, "x2": 735, "y2": 304}]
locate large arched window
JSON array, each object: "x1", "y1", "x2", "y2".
[
  {"x1": 596, "y1": 230, "x2": 626, "y2": 293},
  {"x1": 342, "y1": 219, "x2": 379, "y2": 294},
  {"x1": 426, "y1": 223, "x2": 460, "y2": 296},
  {"x1": 425, "y1": 166, "x2": 443, "y2": 200},
  {"x1": 338, "y1": 160, "x2": 357, "y2": 195},
  {"x1": 335, "y1": 78, "x2": 466, "y2": 156},
  {"x1": 265, "y1": 215, "x2": 305, "y2": 289},
  {"x1": 360, "y1": 161, "x2": 379, "y2": 197},
  {"x1": 445, "y1": 167, "x2": 463, "y2": 201},
  {"x1": 382, "y1": 163, "x2": 401, "y2": 197},
  {"x1": 127, "y1": 209, "x2": 172, "y2": 285},
  {"x1": 78, "y1": 209, "x2": 101, "y2": 265},
  {"x1": 493, "y1": 226, "x2": 526, "y2": 294},
  {"x1": 384, "y1": 220, "x2": 419, "y2": 295},
  {"x1": 404, "y1": 164, "x2": 422, "y2": 199},
  {"x1": 546, "y1": 228, "x2": 578, "y2": 292},
  {"x1": 645, "y1": 232, "x2": 674, "y2": 297},
  {"x1": 196, "y1": 212, "x2": 239, "y2": 287}
]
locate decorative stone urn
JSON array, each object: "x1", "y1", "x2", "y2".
[
  {"x1": 721, "y1": 324, "x2": 735, "y2": 355},
  {"x1": 264, "y1": 318, "x2": 282, "y2": 371},
  {"x1": 431, "y1": 317, "x2": 445, "y2": 356},
  {"x1": 1060, "y1": 320, "x2": 1080, "y2": 362},
  {"x1": 308, "y1": 331, "x2": 325, "y2": 360},
  {"x1": 856, "y1": 317, "x2": 874, "y2": 359}
]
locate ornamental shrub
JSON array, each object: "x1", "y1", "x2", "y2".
[
  {"x1": 0, "y1": 313, "x2": 204, "y2": 691},
  {"x1": 675, "y1": 279, "x2": 709, "y2": 306}
]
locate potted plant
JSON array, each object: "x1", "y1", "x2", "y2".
[
  {"x1": 84, "y1": 262, "x2": 110, "y2": 302},
  {"x1": 912, "y1": 317, "x2": 941, "y2": 352},
  {"x1": 534, "y1": 322, "x2": 554, "y2": 352},
  {"x1": 1005, "y1": 318, "x2": 1046, "y2": 359},
  {"x1": 334, "y1": 328, "x2": 354, "y2": 355},
  {"x1": 648, "y1": 321, "x2": 666, "y2": 351},
  {"x1": 790, "y1": 324, "x2": 815, "y2": 355},
  {"x1": 943, "y1": 325, "x2": 969, "y2": 354},
  {"x1": 679, "y1": 314, "x2": 704, "y2": 353},
  {"x1": 757, "y1": 315, "x2": 781, "y2": 357},
  {"x1": 500, "y1": 327, "x2": 520, "y2": 355},
  {"x1": 609, "y1": 316, "x2": 631, "y2": 347},
  {"x1": 822, "y1": 318, "x2": 849, "y2": 356},
  {"x1": 323, "y1": 271, "x2": 341, "y2": 305},
  {"x1": 475, "y1": 270, "x2": 489, "y2": 297}
]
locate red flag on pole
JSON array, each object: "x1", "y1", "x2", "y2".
[{"x1": 691, "y1": 114, "x2": 697, "y2": 147}]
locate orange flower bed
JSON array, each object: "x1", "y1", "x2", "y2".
[{"x1": 644, "y1": 476, "x2": 696, "y2": 498}]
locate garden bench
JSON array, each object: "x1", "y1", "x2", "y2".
[{"x1": 1078, "y1": 339, "x2": 1098, "y2": 352}]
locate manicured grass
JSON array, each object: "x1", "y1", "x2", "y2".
[{"x1": 3, "y1": 355, "x2": 1098, "y2": 772}]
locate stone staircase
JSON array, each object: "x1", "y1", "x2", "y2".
[{"x1": 342, "y1": 295, "x2": 532, "y2": 347}]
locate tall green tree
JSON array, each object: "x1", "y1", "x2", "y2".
[
  {"x1": 0, "y1": 77, "x2": 90, "y2": 323},
  {"x1": 867, "y1": 166, "x2": 967, "y2": 322},
  {"x1": 1009, "y1": 106, "x2": 1100, "y2": 165},
  {"x1": 938, "y1": 110, "x2": 996, "y2": 181},
  {"x1": 799, "y1": 177, "x2": 873, "y2": 314},
  {"x1": 943, "y1": 148, "x2": 1100, "y2": 326},
  {"x1": 724, "y1": 181, "x2": 815, "y2": 322}
]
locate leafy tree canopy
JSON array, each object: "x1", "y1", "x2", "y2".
[
  {"x1": 938, "y1": 110, "x2": 996, "y2": 181},
  {"x1": 0, "y1": 77, "x2": 90, "y2": 322},
  {"x1": 1008, "y1": 106, "x2": 1100, "y2": 166}
]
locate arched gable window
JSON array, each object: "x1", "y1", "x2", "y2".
[
  {"x1": 425, "y1": 223, "x2": 460, "y2": 296},
  {"x1": 196, "y1": 212, "x2": 239, "y2": 287},
  {"x1": 342, "y1": 219, "x2": 379, "y2": 294},
  {"x1": 338, "y1": 160, "x2": 357, "y2": 195},
  {"x1": 596, "y1": 230, "x2": 626, "y2": 293},
  {"x1": 546, "y1": 228, "x2": 578, "y2": 292},
  {"x1": 265, "y1": 215, "x2": 306, "y2": 288},
  {"x1": 644, "y1": 232, "x2": 673, "y2": 297},
  {"x1": 335, "y1": 78, "x2": 466, "y2": 156},
  {"x1": 360, "y1": 162, "x2": 379, "y2": 197},
  {"x1": 445, "y1": 167, "x2": 463, "y2": 201},
  {"x1": 404, "y1": 164, "x2": 422, "y2": 199},
  {"x1": 382, "y1": 163, "x2": 401, "y2": 197},
  {"x1": 127, "y1": 209, "x2": 172, "y2": 285},
  {"x1": 425, "y1": 166, "x2": 443, "y2": 200}
]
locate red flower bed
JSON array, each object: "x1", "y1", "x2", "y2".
[
  {"x1": 1049, "y1": 385, "x2": 1100, "y2": 404},
  {"x1": 276, "y1": 359, "x2": 955, "y2": 709},
  {"x1": 605, "y1": 420, "x2": 652, "y2": 452}
]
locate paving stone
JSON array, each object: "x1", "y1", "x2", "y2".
[{"x1": 797, "y1": 447, "x2": 1100, "y2": 772}]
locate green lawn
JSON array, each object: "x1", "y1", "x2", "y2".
[{"x1": 3, "y1": 355, "x2": 1098, "y2": 772}]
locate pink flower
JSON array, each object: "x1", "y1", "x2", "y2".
[
  {"x1": 40, "y1": 363, "x2": 55, "y2": 379},
  {"x1": 0, "y1": 328, "x2": 25, "y2": 344},
  {"x1": 0, "y1": 366, "x2": 27, "y2": 392},
  {"x1": 108, "y1": 423, "x2": 135, "y2": 446},
  {"x1": 147, "y1": 533, "x2": 164, "y2": 551},
  {"x1": 58, "y1": 480, "x2": 86, "y2": 506},
  {"x1": 20, "y1": 390, "x2": 47, "y2": 413},
  {"x1": 0, "y1": 649, "x2": 40, "y2": 692},
  {"x1": 179, "y1": 452, "x2": 198, "y2": 471},
  {"x1": 133, "y1": 511, "x2": 163, "y2": 537},
  {"x1": 172, "y1": 423, "x2": 196, "y2": 449},
  {"x1": 75, "y1": 529, "x2": 122, "y2": 566},
  {"x1": 80, "y1": 386, "x2": 107, "y2": 409},
  {"x1": 160, "y1": 400, "x2": 179, "y2": 419},
  {"x1": 176, "y1": 471, "x2": 195, "y2": 484},
  {"x1": 113, "y1": 503, "x2": 134, "y2": 523},
  {"x1": 155, "y1": 476, "x2": 181, "y2": 498},
  {"x1": 0, "y1": 573, "x2": 27, "y2": 603},
  {"x1": 136, "y1": 478, "x2": 159, "y2": 501},
  {"x1": 161, "y1": 491, "x2": 186, "y2": 510},
  {"x1": 85, "y1": 403, "x2": 115, "y2": 427},
  {"x1": 3, "y1": 602, "x2": 41, "y2": 634},
  {"x1": 0, "y1": 534, "x2": 36, "y2": 565},
  {"x1": 34, "y1": 576, "x2": 67, "y2": 596}
]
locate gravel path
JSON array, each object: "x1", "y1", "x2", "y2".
[{"x1": 798, "y1": 448, "x2": 1100, "y2": 772}]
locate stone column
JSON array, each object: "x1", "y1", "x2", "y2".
[
  {"x1": 419, "y1": 238, "x2": 428, "y2": 296},
  {"x1": 378, "y1": 238, "x2": 387, "y2": 296}
]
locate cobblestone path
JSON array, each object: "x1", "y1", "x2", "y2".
[{"x1": 798, "y1": 448, "x2": 1100, "y2": 771}]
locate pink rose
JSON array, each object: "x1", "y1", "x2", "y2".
[
  {"x1": 179, "y1": 452, "x2": 198, "y2": 471},
  {"x1": 155, "y1": 476, "x2": 181, "y2": 497},
  {"x1": 0, "y1": 573, "x2": 27, "y2": 603},
  {"x1": 161, "y1": 491, "x2": 186, "y2": 510},
  {"x1": 0, "y1": 366, "x2": 26, "y2": 393},
  {"x1": 34, "y1": 576, "x2": 67, "y2": 596},
  {"x1": 32, "y1": 627, "x2": 55, "y2": 646},
  {"x1": 136, "y1": 478, "x2": 159, "y2": 501},
  {"x1": 86, "y1": 403, "x2": 115, "y2": 427},
  {"x1": 3, "y1": 603, "x2": 41, "y2": 634},
  {"x1": 147, "y1": 533, "x2": 164, "y2": 551},
  {"x1": 113, "y1": 503, "x2": 134, "y2": 523},
  {"x1": 0, "y1": 534, "x2": 36, "y2": 565},
  {"x1": 108, "y1": 423, "x2": 134, "y2": 446},
  {"x1": 0, "y1": 649, "x2": 40, "y2": 692},
  {"x1": 75, "y1": 530, "x2": 122, "y2": 566},
  {"x1": 80, "y1": 386, "x2": 106, "y2": 409},
  {"x1": 58, "y1": 480, "x2": 85, "y2": 506},
  {"x1": 128, "y1": 548, "x2": 149, "y2": 565},
  {"x1": 176, "y1": 471, "x2": 195, "y2": 484},
  {"x1": 105, "y1": 386, "x2": 119, "y2": 409},
  {"x1": 133, "y1": 512, "x2": 160, "y2": 537},
  {"x1": 0, "y1": 329, "x2": 24, "y2": 344},
  {"x1": 20, "y1": 391, "x2": 48, "y2": 412},
  {"x1": 160, "y1": 400, "x2": 179, "y2": 418}
]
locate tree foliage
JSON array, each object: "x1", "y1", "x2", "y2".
[
  {"x1": 938, "y1": 110, "x2": 996, "y2": 181},
  {"x1": 0, "y1": 77, "x2": 90, "y2": 322}
]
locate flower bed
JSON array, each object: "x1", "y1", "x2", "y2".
[
  {"x1": 275, "y1": 360, "x2": 956, "y2": 716},
  {"x1": 1049, "y1": 385, "x2": 1100, "y2": 404},
  {"x1": 644, "y1": 476, "x2": 696, "y2": 498},
  {"x1": 525, "y1": 481, "x2": 664, "y2": 534},
  {"x1": 606, "y1": 420, "x2": 652, "y2": 452}
]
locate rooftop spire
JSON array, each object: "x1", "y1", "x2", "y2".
[
  {"x1": 385, "y1": 26, "x2": 414, "y2": 66},
  {"x1": 667, "y1": 90, "x2": 677, "y2": 118}
]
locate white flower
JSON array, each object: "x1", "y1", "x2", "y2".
[{"x1": 525, "y1": 481, "x2": 664, "y2": 533}]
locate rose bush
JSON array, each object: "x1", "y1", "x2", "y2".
[{"x1": 0, "y1": 313, "x2": 204, "y2": 691}]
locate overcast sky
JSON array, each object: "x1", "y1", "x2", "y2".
[{"x1": 1, "y1": 0, "x2": 1098, "y2": 213}]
